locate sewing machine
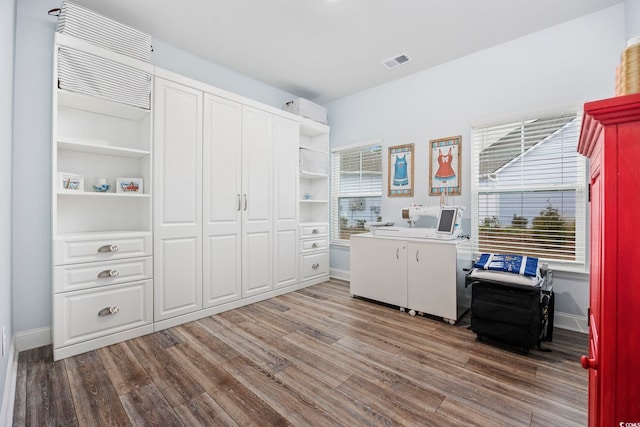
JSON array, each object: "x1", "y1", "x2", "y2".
[{"x1": 372, "y1": 205, "x2": 464, "y2": 240}]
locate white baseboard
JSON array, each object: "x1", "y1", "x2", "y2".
[
  {"x1": 330, "y1": 268, "x2": 349, "y2": 282},
  {"x1": 0, "y1": 336, "x2": 17, "y2": 427},
  {"x1": 15, "y1": 327, "x2": 51, "y2": 352},
  {"x1": 552, "y1": 312, "x2": 588, "y2": 334}
]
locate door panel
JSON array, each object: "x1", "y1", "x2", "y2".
[
  {"x1": 203, "y1": 94, "x2": 242, "y2": 307},
  {"x1": 350, "y1": 236, "x2": 407, "y2": 307},
  {"x1": 154, "y1": 237, "x2": 202, "y2": 320},
  {"x1": 242, "y1": 107, "x2": 273, "y2": 296},
  {"x1": 273, "y1": 117, "x2": 299, "y2": 288},
  {"x1": 407, "y1": 242, "x2": 457, "y2": 319},
  {"x1": 153, "y1": 78, "x2": 203, "y2": 320}
]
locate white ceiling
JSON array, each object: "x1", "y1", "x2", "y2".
[{"x1": 70, "y1": 0, "x2": 621, "y2": 104}]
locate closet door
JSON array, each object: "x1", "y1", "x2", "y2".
[
  {"x1": 203, "y1": 93, "x2": 242, "y2": 307},
  {"x1": 153, "y1": 78, "x2": 203, "y2": 320},
  {"x1": 273, "y1": 116, "x2": 299, "y2": 288},
  {"x1": 241, "y1": 106, "x2": 273, "y2": 297}
]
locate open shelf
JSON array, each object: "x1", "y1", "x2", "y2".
[
  {"x1": 58, "y1": 139, "x2": 150, "y2": 158},
  {"x1": 58, "y1": 191, "x2": 150, "y2": 198}
]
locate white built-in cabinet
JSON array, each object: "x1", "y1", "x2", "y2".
[
  {"x1": 51, "y1": 35, "x2": 154, "y2": 360},
  {"x1": 350, "y1": 234, "x2": 472, "y2": 324},
  {"x1": 52, "y1": 43, "x2": 330, "y2": 356},
  {"x1": 152, "y1": 69, "x2": 329, "y2": 329},
  {"x1": 298, "y1": 127, "x2": 330, "y2": 282}
]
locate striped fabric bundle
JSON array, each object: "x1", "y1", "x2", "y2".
[
  {"x1": 473, "y1": 253, "x2": 539, "y2": 277},
  {"x1": 58, "y1": 47, "x2": 151, "y2": 109},
  {"x1": 56, "y1": 1, "x2": 152, "y2": 63}
]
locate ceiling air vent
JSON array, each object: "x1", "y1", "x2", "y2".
[{"x1": 382, "y1": 53, "x2": 411, "y2": 69}]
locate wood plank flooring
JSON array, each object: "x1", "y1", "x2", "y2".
[{"x1": 13, "y1": 280, "x2": 588, "y2": 426}]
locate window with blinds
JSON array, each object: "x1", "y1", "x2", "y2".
[
  {"x1": 331, "y1": 142, "x2": 382, "y2": 242},
  {"x1": 471, "y1": 111, "x2": 586, "y2": 266}
]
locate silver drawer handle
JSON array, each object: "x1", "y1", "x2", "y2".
[
  {"x1": 312, "y1": 263, "x2": 320, "y2": 269},
  {"x1": 98, "y1": 244, "x2": 119, "y2": 253},
  {"x1": 98, "y1": 306, "x2": 119, "y2": 316},
  {"x1": 97, "y1": 269, "x2": 119, "y2": 278},
  {"x1": 311, "y1": 243, "x2": 318, "y2": 248},
  {"x1": 312, "y1": 229, "x2": 319, "y2": 234}
]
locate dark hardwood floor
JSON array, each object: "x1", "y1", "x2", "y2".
[{"x1": 13, "y1": 280, "x2": 588, "y2": 426}]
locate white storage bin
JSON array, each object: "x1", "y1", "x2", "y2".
[
  {"x1": 283, "y1": 98, "x2": 328, "y2": 124},
  {"x1": 300, "y1": 148, "x2": 328, "y2": 175},
  {"x1": 56, "y1": 1, "x2": 152, "y2": 63},
  {"x1": 58, "y1": 47, "x2": 152, "y2": 110}
]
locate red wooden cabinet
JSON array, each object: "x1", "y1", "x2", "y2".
[{"x1": 578, "y1": 92, "x2": 640, "y2": 427}]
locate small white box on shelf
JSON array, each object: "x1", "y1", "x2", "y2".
[
  {"x1": 116, "y1": 177, "x2": 143, "y2": 193},
  {"x1": 59, "y1": 172, "x2": 84, "y2": 192},
  {"x1": 283, "y1": 98, "x2": 328, "y2": 124}
]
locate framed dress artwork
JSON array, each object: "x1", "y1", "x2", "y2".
[
  {"x1": 388, "y1": 144, "x2": 414, "y2": 197},
  {"x1": 429, "y1": 136, "x2": 461, "y2": 196}
]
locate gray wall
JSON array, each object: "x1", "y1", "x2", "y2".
[
  {"x1": 0, "y1": 0, "x2": 16, "y2": 418},
  {"x1": 326, "y1": 5, "x2": 626, "y2": 332},
  {"x1": 11, "y1": 0, "x2": 299, "y2": 336}
]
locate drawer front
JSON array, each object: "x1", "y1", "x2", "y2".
[
  {"x1": 54, "y1": 257, "x2": 153, "y2": 293},
  {"x1": 301, "y1": 251, "x2": 329, "y2": 280},
  {"x1": 53, "y1": 233, "x2": 152, "y2": 265},
  {"x1": 53, "y1": 280, "x2": 152, "y2": 348},
  {"x1": 300, "y1": 223, "x2": 328, "y2": 238},
  {"x1": 300, "y1": 238, "x2": 328, "y2": 253}
]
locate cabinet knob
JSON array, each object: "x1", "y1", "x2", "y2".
[
  {"x1": 312, "y1": 229, "x2": 319, "y2": 234},
  {"x1": 97, "y1": 269, "x2": 119, "y2": 278},
  {"x1": 580, "y1": 355, "x2": 597, "y2": 370},
  {"x1": 312, "y1": 263, "x2": 320, "y2": 269},
  {"x1": 311, "y1": 243, "x2": 318, "y2": 248},
  {"x1": 98, "y1": 306, "x2": 119, "y2": 316},
  {"x1": 98, "y1": 244, "x2": 119, "y2": 253}
]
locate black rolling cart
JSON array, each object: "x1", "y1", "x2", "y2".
[{"x1": 465, "y1": 267, "x2": 554, "y2": 354}]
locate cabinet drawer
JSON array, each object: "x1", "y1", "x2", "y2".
[
  {"x1": 300, "y1": 238, "x2": 328, "y2": 252},
  {"x1": 301, "y1": 251, "x2": 329, "y2": 280},
  {"x1": 53, "y1": 279, "x2": 152, "y2": 348},
  {"x1": 53, "y1": 232, "x2": 152, "y2": 265},
  {"x1": 53, "y1": 256, "x2": 153, "y2": 293},
  {"x1": 300, "y1": 223, "x2": 328, "y2": 238}
]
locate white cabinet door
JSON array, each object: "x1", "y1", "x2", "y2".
[
  {"x1": 273, "y1": 116, "x2": 299, "y2": 289},
  {"x1": 407, "y1": 241, "x2": 457, "y2": 320},
  {"x1": 350, "y1": 236, "x2": 408, "y2": 307},
  {"x1": 153, "y1": 78, "x2": 203, "y2": 320},
  {"x1": 241, "y1": 107, "x2": 274, "y2": 297},
  {"x1": 203, "y1": 93, "x2": 243, "y2": 307}
]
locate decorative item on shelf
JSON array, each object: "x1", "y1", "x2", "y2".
[
  {"x1": 304, "y1": 192, "x2": 312, "y2": 200},
  {"x1": 92, "y1": 177, "x2": 110, "y2": 192},
  {"x1": 619, "y1": 36, "x2": 640, "y2": 96},
  {"x1": 116, "y1": 177, "x2": 143, "y2": 194},
  {"x1": 58, "y1": 172, "x2": 83, "y2": 192},
  {"x1": 429, "y1": 135, "x2": 461, "y2": 196}
]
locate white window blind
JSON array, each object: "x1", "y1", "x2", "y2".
[
  {"x1": 331, "y1": 142, "x2": 382, "y2": 242},
  {"x1": 471, "y1": 111, "x2": 586, "y2": 266}
]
